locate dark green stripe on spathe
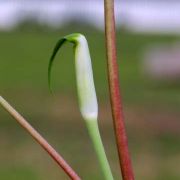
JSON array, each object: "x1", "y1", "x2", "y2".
[
  {"x1": 48, "y1": 33, "x2": 82, "y2": 93},
  {"x1": 48, "y1": 37, "x2": 66, "y2": 92}
]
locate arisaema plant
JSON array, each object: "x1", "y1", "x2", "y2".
[
  {"x1": 0, "y1": 1, "x2": 134, "y2": 179},
  {"x1": 48, "y1": 33, "x2": 114, "y2": 180}
]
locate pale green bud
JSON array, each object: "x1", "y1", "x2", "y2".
[{"x1": 48, "y1": 33, "x2": 98, "y2": 121}]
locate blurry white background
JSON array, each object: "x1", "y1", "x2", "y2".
[{"x1": 0, "y1": 0, "x2": 180, "y2": 34}]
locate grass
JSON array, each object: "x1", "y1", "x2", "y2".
[
  {"x1": 0, "y1": 28, "x2": 180, "y2": 179},
  {"x1": 1, "y1": 30, "x2": 180, "y2": 105}
]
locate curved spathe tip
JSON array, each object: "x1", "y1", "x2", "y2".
[
  {"x1": 48, "y1": 33, "x2": 86, "y2": 91},
  {"x1": 48, "y1": 33, "x2": 98, "y2": 121}
]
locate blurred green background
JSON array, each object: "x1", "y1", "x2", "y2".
[{"x1": 0, "y1": 25, "x2": 180, "y2": 180}]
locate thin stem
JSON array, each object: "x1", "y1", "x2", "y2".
[
  {"x1": 104, "y1": 0, "x2": 134, "y2": 180},
  {"x1": 0, "y1": 96, "x2": 81, "y2": 180},
  {"x1": 86, "y1": 119, "x2": 114, "y2": 180}
]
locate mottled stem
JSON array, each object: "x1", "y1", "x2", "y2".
[
  {"x1": 0, "y1": 96, "x2": 81, "y2": 180},
  {"x1": 104, "y1": 0, "x2": 134, "y2": 179}
]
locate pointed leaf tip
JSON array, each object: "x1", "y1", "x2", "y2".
[
  {"x1": 48, "y1": 38, "x2": 67, "y2": 92},
  {"x1": 48, "y1": 33, "x2": 85, "y2": 93}
]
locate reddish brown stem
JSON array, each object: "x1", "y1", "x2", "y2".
[
  {"x1": 0, "y1": 96, "x2": 80, "y2": 180},
  {"x1": 104, "y1": 0, "x2": 134, "y2": 179}
]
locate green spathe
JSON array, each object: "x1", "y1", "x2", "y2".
[
  {"x1": 48, "y1": 33, "x2": 114, "y2": 180},
  {"x1": 48, "y1": 33, "x2": 97, "y2": 121}
]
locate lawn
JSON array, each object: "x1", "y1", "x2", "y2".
[{"x1": 0, "y1": 28, "x2": 180, "y2": 179}]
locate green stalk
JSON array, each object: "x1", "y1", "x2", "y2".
[
  {"x1": 86, "y1": 119, "x2": 113, "y2": 180},
  {"x1": 48, "y1": 33, "x2": 114, "y2": 180}
]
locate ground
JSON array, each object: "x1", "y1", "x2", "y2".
[{"x1": 0, "y1": 28, "x2": 180, "y2": 179}]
